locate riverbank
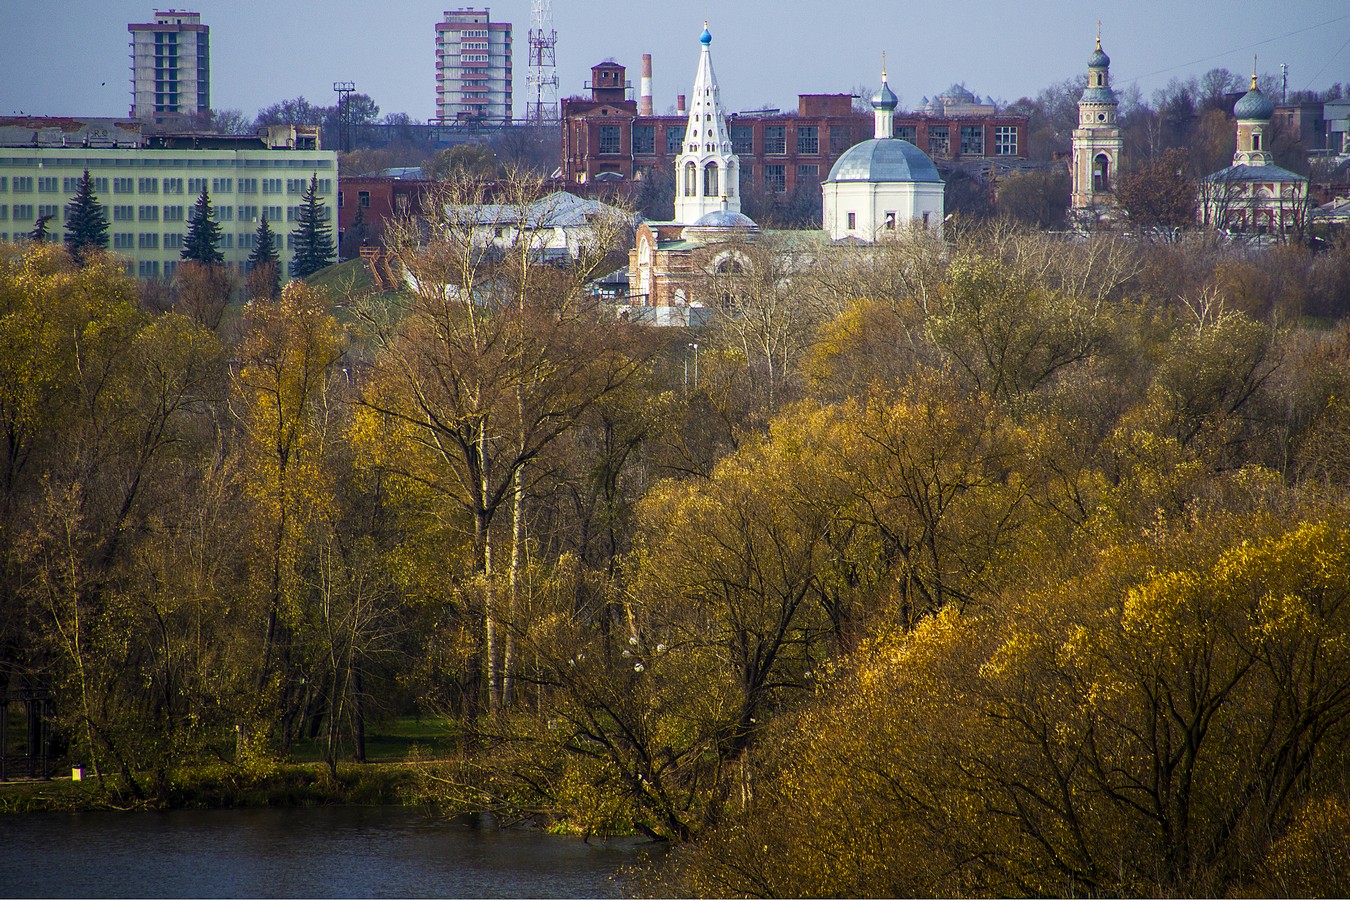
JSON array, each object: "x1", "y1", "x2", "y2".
[{"x1": 0, "y1": 760, "x2": 419, "y2": 814}]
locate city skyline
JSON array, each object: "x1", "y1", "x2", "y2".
[{"x1": 2, "y1": 1, "x2": 1347, "y2": 124}]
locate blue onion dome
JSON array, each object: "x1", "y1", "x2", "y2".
[
  {"x1": 872, "y1": 80, "x2": 898, "y2": 111},
  {"x1": 1088, "y1": 37, "x2": 1110, "y2": 68},
  {"x1": 1234, "y1": 78, "x2": 1274, "y2": 120},
  {"x1": 700, "y1": 24, "x2": 712, "y2": 45}
]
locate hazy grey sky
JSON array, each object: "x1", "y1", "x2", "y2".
[{"x1": 2, "y1": 1, "x2": 1347, "y2": 121}]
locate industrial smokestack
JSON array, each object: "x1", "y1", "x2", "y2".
[
  {"x1": 640, "y1": 53, "x2": 654, "y2": 116},
  {"x1": 677, "y1": 94, "x2": 686, "y2": 114}
]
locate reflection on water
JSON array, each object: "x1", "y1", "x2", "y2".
[{"x1": 0, "y1": 805, "x2": 649, "y2": 898}]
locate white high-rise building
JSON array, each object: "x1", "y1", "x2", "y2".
[
  {"x1": 129, "y1": 10, "x2": 210, "y2": 123},
  {"x1": 436, "y1": 9, "x2": 513, "y2": 124}
]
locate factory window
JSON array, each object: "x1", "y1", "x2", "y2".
[
  {"x1": 797, "y1": 164, "x2": 819, "y2": 185},
  {"x1": 358, "y1": 191, "x2": 371, "y2": 208},
  {"x1": 960, "y1": 125, "x2": 984, "y2": 156},
  {"x1": 287, "y1": 178, "x2": 307, "y2": 194},
  {"x1": 213, "y1": 178, "x2": 233, "y2": 193},
  {"x1": 113, "y1": 232, "x2": 133, "y2": 249},
  {"x1": 13, "y1": 177, "x2": 34, "y2": 193},
  {"x1": 632, "y1": 125, "x2": 655, "y2": 155},
  {"x1": 797, "y1": 125, "x2": 819, "y2": 155},
  {"x1": 139, "y1": 206, "x2": 159, "y2": 222},
  {"x1": 164, "y1": 178, "x2": 185, "y2": 194},
  {"x1": 38, "y1": 177, "x2": 58, "y2": 193},
  {"x1": 138, "y1": 260, "x2": 160, "y2": 278},
  {"x1": 895, "y1": 124, "x2": 917, "y2": 143},
  {"x1": 238, "y1": 205, "x2": 259, "y2": 222},
  {"x1": 830, "y1": 126, "x2": 854, "y2": 153},
  {"x1": 994, "y1": 126, "x2": 1018, "y2": 156},
  {"x1": 138, "y1": 178, "x2": 159, "y2": 194},
  {"x1": 164, "y1": 206, "x2": 185, "y2": 223},
  {"x1": 113, "y1": 205, "x2": 134, "y2": 221},
  {"x1": 764, "y1": 125, "x2": 786, "y2": 155},
  {"x1": 665, "y1": 125, "x2": 686, "y2": 154},
  {"x1": 37, "y1": 204, "x2": 59, "y2": 220},
  {"x1": 731, "y1": 125, "x2": 753, "y2": 155},
  {"x1": 138, "y1": 232, "x2": 159, "y2": 249},
  {"x1": 63, "y1": 177, "x2": 81, "y2": 192},
  {"x1": 928, "y1": 126, "x2": 950, "y2": 157},
  {"x1": 238, "y1": 178, "x2": 258, "y2": 194},
  {"x1": 0, "y1": 206, "x2": 6, "y2": 220},
  {"x1": 164, "y1": 233, "x2": 185, "y2": 250},
  {"x1": 13, "y1": 204, "x2": 34, "y2": 221},
  {"x1": 598, "y1": 124, "x2": 622, "y2": 154},
  {"x1": 0, "y1": 177, "x2": 7, "y2": 192},
  {"x1": 764, "y1": 164, "x2": 786, "y2": 193},
  {"x1": 188, "y1": 178, "x2": 209, "y2": 194},
  {"x1": 262, "y1": 178, "x2": 283, "y2": 194}
]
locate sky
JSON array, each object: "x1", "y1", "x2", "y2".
[{"x1": 2, "y1": 1, "x2": 1347, "y2": 122}]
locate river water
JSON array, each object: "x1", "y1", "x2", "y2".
[{"x1": 0, "y1": 806, "x2": 651, "y2": 898}]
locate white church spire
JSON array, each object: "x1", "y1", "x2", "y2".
[{"x1": 674, "y1": 23, "x2": 741, "y2": 224}]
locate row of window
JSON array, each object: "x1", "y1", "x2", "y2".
[
  {"x1": 0, "y1": 176, "x2": 334, "y2": 195},
  {"x1": 613, "y1": 123, "x2": 1020, "y2": 158},
  {"x1": 0, "y1": 202, "x2": 327, "y2": 227}
]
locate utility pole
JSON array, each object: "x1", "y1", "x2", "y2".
[
  {"x1": 1280, "y1": 64, "x2": 1288, "y2": 104},
  {"x1": 333, "y1": 81, "x2": 355, "y2": 152}
]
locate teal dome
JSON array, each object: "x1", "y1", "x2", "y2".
[
  {"x1": 826, "y1": 138, "x2": 942, "y2": 184},
  {"x1": 1088, "y1": 37, "x2": 1110, "y2": 68},
  {"x1": 872, "y1": 81, "x2": 898, "y2": 111},
  {"x1": 700, "y1": 25, "x2": 712, "y2": 45},
  {"x1": 1234, "y1": 86, "x2": 1274, "y2": 120}
]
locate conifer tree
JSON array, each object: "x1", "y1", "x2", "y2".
[
  {"x1": 28, "y1": 213, "x2": 53, "y2": 243},
  {"x1": 182, "y1": 186, "x2": 224, "y2": 265},
  {"x1": 290, "y1": 173, "x2": 335, "y2": 278},
  {"x1": 62, "y1": 169, "x2": 110, "y2": 264},
  {"x1": 246, "y1": 213, "x2": 282, "y2": 300}
]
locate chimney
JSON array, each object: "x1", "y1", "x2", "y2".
[
  {"x1": 677, "y1": 94, "x2": 686, "y2": 115},
  {"x1": 640, "y1": 54, "x2": 654, "y2": 116}
]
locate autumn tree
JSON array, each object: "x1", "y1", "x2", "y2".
[{"x1": 1118, "y1": 147, "x2": 1197, "y2": 230}]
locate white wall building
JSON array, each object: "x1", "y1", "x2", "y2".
[
  {"x1": 436, "y1": 9, "x2": 513, "y2": 124},
  {"x1": 129, "y1": 10, "x2": 209, "y2": 123},
  {"x1": 822, "y1": 64, "x2": 944, "y2": 242},
  {"x1": 0, "y1": 118, "x2": 336, "y2": 279}
]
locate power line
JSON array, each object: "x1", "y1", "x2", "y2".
[{"x1": 1118, "y1": 14, "x2": 1350, "y2": 87}]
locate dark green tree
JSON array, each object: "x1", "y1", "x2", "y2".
[
  {"x1": 62, "y1": 169, "x2": 110, "y2": 264},
  {"x1": 246, "y1": 214, "x2": 282, "y2": 300},
  {"x1": 290, "y1": 173, "x2": 335, "y2": 278},
  {"x1": 182, "y1": 187, "x2": 224, "y2": 265},
  {"x1": 28, "y1": 213, "x2": 54, "y2": 242}
]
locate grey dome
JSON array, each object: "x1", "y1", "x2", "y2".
[
  {"x1": 688, "y1": 209, "x2": 759, "y2": 229},
  {"x1": 942, "y1": 83, "x2": 976, "y2": 101},
  {"x1": 1088, "y1": 47, "x2": 1110, "y2": 68},
  {"x1": 1080, "y1": 86, "x2": 1118, "y2": 104},
  {"x1": 1234, "y1": 86, "x2": 1274, "y2": 120},
  {"x1": 826, "y1": 138, "x2": 942, "y2": 184}
]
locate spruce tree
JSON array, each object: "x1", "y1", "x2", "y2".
[
  {"x1": 246, "y1": 213, "x2": 282, "y2": 300},
  {"x1": 62, "y1": 169, "x2": 110, "y2": 264},
  {"x1": 290, "y1": 173, "x2": 335, "y2": 278},
  {"x1": 182, "y1": 186, "x2": 224, "y2": 265},
  {"x1": 28, "y1": 213, "x2": 53, "y2": 243}
]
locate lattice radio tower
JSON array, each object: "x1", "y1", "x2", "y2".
[{"x1": 527, "y1": 0, "x2": 559, "y2": 123}]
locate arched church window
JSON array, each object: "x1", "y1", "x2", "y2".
[
  {"x1": 684, "y1": 162, "x2": 697, "y2": 197},
  {"x1": 716, "y1": 257, "x2": 743, "y2": 274},
  {"x1": 728, "y1": 162, "x2": 737, "y2": 196},
  {"x1": 704, "y1": 162, "x2": 719, "y2": 197},
  {"x1": 1093, "y1": 153, "x2": 1111, "y2": 192}
]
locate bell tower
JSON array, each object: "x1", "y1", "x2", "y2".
[
  {"x1": 674, "y1": 24, "x2": 741, "y2": 225},
  {"x1": 1071, "y1": 27, "x2": 1124, "y2": 222}
]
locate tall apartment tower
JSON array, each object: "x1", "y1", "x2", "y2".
[
  {"x1": 129, "y1": 10, "x2": 210, "y2": 123},
  {"x1": 436, "y1": 9, "x2": 513, "y2": 124}
]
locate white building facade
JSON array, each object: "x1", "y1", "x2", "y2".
[
  {"x1": 128, "y1": 10, "x2": 210, "y2": 123},
  {"x1": 674, "y1": 25, "x2": 741, "y2": 225},
  {"x1": 822, "y1": 65, "x2": 944, "y2": 242},
  {"x1": 436, "y1": 9, "x2": 513, "y2": 124},
  {"x1": 0, "y1": 123, "x2": 336, "y2": 279}
]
